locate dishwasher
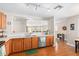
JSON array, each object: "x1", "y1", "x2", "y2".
[{"x1": 38, "y1": 36, "x2": 46, "y2": 48}]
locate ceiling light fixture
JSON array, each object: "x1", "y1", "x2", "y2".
[
  {"x1": 25, "y1": 3, "x2": 41, "y2": 11},
  {"x1": 48, "y1": 9, "x2": 51, "y2": 12}
]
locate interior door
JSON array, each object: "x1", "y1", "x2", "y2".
[
  {"x1": 32, "y1": 36, "x2": 38, "y2": 49},
  {"x1": 24, "y1": 38, "x2": 31, "y2": 50}
]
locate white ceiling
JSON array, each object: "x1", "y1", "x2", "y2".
[{"x1": 0, "y1": 3, "x2": 79, "y2": 19}]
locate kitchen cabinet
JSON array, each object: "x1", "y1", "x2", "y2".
[
  {"x1": 0, "y1": 13, "x2": 2, "y2": 29},
  {"x1": 50, "y1": 36, "x2": 54, "y2": 45},
  {"x1": 12, "y1": 38, "x2": 24, "y2": 53},
  {"x1": 24, "y1": 38, "x2": 31, "y2": 50},
  {"x1": 5, "y1": 35, "x2": 54, "y2": 55},
  {"x1": 46, "y1": 36, "x2": 54, "y2": 46},
  {"x1": 32, "y1": 36, "x2": 38, "y2": 49},
  {"x1": 0, "y1": 12, "x2": 6, "y2": 37},
  {"x1": 5, "y1": 40, "x2": 12, "y2": 55},
  {"x1": 0, "y1": 12, "x2": 6, "y2": 29},
  {"x1": 1, "y1": 14, "x2": 6, "y2": 29}
]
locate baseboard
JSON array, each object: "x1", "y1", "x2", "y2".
[{"x1": 66, "y1": 42, "x2": 75, "y2": 47}]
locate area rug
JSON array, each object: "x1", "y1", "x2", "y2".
[{"x1": 24, "y1": 49, "x2": 38, "y2": 55}]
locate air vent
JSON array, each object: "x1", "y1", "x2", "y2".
[{"x1": 54, "y1": 5, "x2": 63, "y2": 10}]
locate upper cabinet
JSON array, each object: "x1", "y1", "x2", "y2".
[
  {"x1": 0, "y1": 12, "x2": 6, "y2": 29},
  {"x1": 0, "y1": 13, "x2": 2, "y2": 29}
]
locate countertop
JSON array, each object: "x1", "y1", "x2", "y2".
[
  {"x1": 0, "y1": 38, "x2": 5, "y2": 41},
  {"x1": 0, "y1": 35, "x2": 54, "y2": 42}
]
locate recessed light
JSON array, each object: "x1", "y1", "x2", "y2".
[{"x1": 48, "y1": 9, "x2": 51, "y2": 12}]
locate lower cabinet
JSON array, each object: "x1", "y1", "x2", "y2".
[
  {"x1": 24, "y1": 38, "x2": 31, "y2": 50},
  {"x1": 12, "y1": 38, "x2": 24, "y2": 53},
  {"x1": 46, "y1": 36, "x2": 54, "y2": 46},
  {"x1": 50, "y1": 36, "x2": 54, "y2": 45},
  {"x1": 5, "y1": 36, "x2": 54, "y2": 55},
  {"x1": 31, "y1": 36, "x2": 38, "y2": 49},
  {"x1": 5, "y1": 40, "x2": 12, "y2": 55}
]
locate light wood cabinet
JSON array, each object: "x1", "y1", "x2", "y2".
[
  {"x1": 24, "y1": 38, "x2": 31, "y2": 50},
  {"x1": 31, "y1": 36, "x2": 38, "y2": 49},
  {"x1": 50, "y1": 36, "x2": 54, "y2": 45},
  {"x1": 5, "y1": 40, "x2": 12, "y2": 55},
  {"x1": 46, "y1": 36, "x2": 54, "y2": 46},
  {"x1": 2, "y1": 14, "x2": 6, "y2": 29},
  {"x1": 12, "y1": 38, "x2": 24, "y2": 53},
  {"x1": 0, "y1": 13, "x2": 2, "y2": 28},
  {"x1": 0, "y1": 12, "x2": 6, "y2": 29},
  {"x1": 5, "y1": 35, "x2": 54, "y2": 55}
]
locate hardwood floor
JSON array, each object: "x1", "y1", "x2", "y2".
[{"x1": 10, "y1": 40, "x2": 79, "y2": 56}]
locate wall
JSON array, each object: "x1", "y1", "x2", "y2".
[
  {"x1": 56, "y1": 15, "x2": 79, "y2": 46},
  {"x1": 5, "y1": 12, "x2": 47, "y2": 35},
  {"x1": 2, "y1": 11, "x2": 54, "y2": 38},
  {"x1": 44, "y1": 17, "x2": 54, "y2": 35},
  {"x1": 6, "y1": 14, "x2": 13, "y2": 35},
  {"x1": 13, "y1": 16, "x2": 26, "y2": 33},
  {"x1": 43, "y1": 17, "x2": 54, "y2": 35}
]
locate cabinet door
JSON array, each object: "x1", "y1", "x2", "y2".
[
  {"x1": 46, "y1": 36, "x2": 50, "y2": 46},
  {"x1": 0, "y1": 12, "x2": 6, "y2": 29},
  {"x1": 46, "y1": 36, "x2": 54, "y2": 46},
  {"x1": 5, "y1": 40, "x2": 12, "y2": 55},
  {"x1": 0, "y1": 13, "x2": 2, "y2": 29},
  {"x1": 1, "y1": 14, "x2": 6, "y2": 29},
  {"x1": 50, "y1": 36, "x2": 54, "y2": 45},
  {"x1": 32, "y1": 36, "x2": 38, "y2": 49},
  {"x1": 12, "y1": 38, "x2": 24, "y2": 53},
  {"x1": 24, "y1": 38, "x2": 31, "y2": 50}
]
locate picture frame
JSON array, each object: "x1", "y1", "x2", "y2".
[{"x1": 70, "y1": 24, "x2": 75, "y2": 30}]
